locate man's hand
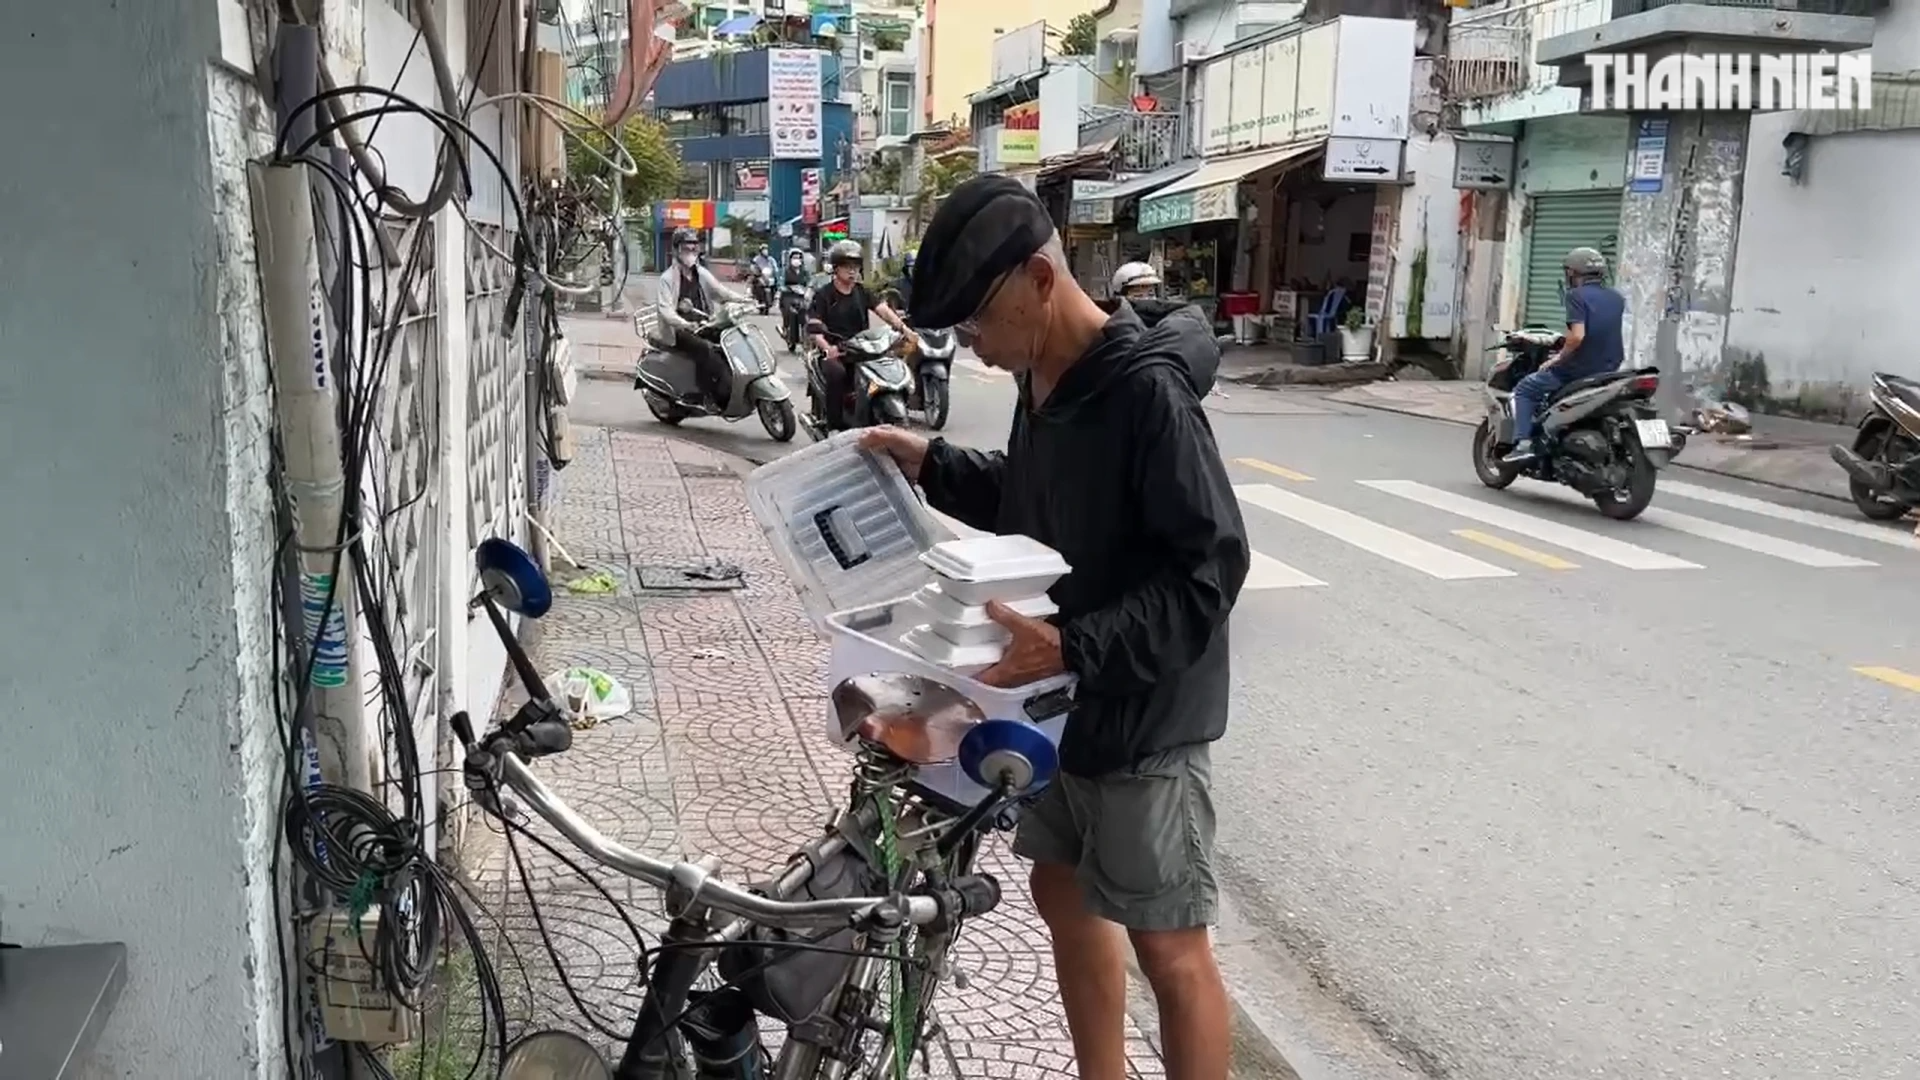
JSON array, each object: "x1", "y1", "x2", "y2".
[
  {"x1": 976, "y1": 601, "x2": 1066, "y2": 688},
  {"x1": 858, "y1": 426, "x2": 930, "y2": 482}
]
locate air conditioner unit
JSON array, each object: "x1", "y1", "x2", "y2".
[{"x1": 1173, "y1": 41, "x2": 1210, "y2": 68}]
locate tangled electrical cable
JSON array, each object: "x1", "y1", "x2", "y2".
[
  {"x1": 254, "y1": 3, "x2": 898, "y2": 1076},
  {"x1": 254, "y1": 2, "x2": 637, "y2": 1075}
]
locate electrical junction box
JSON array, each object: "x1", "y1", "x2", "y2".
[{"x1": 309, "y1": 910, "x2": 421, "y2": 1044}]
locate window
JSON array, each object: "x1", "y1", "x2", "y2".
[{"x1": 884, "y1": 77, "x2": 912, "y2": 138}]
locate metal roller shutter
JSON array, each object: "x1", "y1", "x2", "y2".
[{"x1": 1522, "y1": 191, "x2": 1622, "y2": 329}]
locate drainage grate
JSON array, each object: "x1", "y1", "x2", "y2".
[
  {"x1": 635, "y1": 560, "x2": 746, "y2": 591},
  {"x1": 675, "y1": 462, "x2": 736, "y2": 479}
]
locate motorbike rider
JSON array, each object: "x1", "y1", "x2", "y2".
[
  {"x1": 1503, "y1": 247, "x2": 1627, "y2": 465},
  {"x1": 779, "y1": 249, "x2": 811, "y2": 343},
  {"x1": 890, "y1": 251, "x2": 917, "y2": 315},
  {"x1": 1110, "y1": 261, "x2": 1163, "y2": 303},
  {"x1": 807, "y1": 239, "x2": 914, "y2": 430},
  {"x1": 651, "y1": 227, "x2": 749, "y2": 406}
]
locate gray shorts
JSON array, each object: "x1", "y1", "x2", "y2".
[{"x1": 1010, "y1": 742, "x2": 1218, "y2": 931}]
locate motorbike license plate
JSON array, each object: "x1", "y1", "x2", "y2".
[{"x1": 1633, "y1": 418, "x2": 1672, "y2": 448}]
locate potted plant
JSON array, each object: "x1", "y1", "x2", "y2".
[{"x1": 1338, "y1": 306, "x2": 1374, "y2": 362}]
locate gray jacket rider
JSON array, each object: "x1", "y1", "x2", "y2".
[{"x1": 649, "y1": 263, "x2": 749, "y2": 347}]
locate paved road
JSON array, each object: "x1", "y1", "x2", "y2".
[{"x1": 569, "y1": 313, "x2": 1920, "y2": 1080}]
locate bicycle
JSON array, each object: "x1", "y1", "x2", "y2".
[{"x1": 462, "y1": 538, "x2": 1061, "y2": 1080}]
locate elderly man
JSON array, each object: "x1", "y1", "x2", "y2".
[{"x1": 862, "y1": 175, "x2": 1249, "y2": 1080}]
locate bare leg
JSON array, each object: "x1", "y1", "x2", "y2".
[
  {"x1": 1031, "y1": 862, "x2": 1130, "y2": 1080},
  {"x1": 1130, "y1": 927, "x2": 1231, "y2": 1080}
]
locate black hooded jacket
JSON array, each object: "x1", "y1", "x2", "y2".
[{"x1": 919, "y1": 300, "x2": 1250, "y2": 778}]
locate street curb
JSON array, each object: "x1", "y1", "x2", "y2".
[
  {"x1": 1324, "y1": 393, "x2": 1855, "y2": 506},
  {"x1": 581, "y1": 366, "x2": 632, "y2": 383},
  {"x1": 1121, "y1": 951, "x2": 1305, "y2": 1080}
]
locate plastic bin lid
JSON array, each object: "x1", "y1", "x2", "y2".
[{"x1": 744, "y1": 431, "x2": 955, "y2": 629}]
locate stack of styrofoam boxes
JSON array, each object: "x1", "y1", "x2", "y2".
[{"x1": 898, "y1": 536, "x2": 1070, "y2": 676}]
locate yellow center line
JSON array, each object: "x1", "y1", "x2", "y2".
[
  {"x1": 1452, "y1": 529, "x2": 1579, "y2": 570},
  {"x1": 1235, "y1": 457, "x2": 1314, "y2": 482},
  {"x1": 1854, "y1": 666, "x2": 1920, "y2": 693}
]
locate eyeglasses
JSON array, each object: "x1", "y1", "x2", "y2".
[{"x1": 953, "y1": 267, "x2": 1016, "y2": 348}]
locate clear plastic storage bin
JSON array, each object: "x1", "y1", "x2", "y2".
[{"x1": 745, "y1": 433, "x2": 1076, "y2": 808}]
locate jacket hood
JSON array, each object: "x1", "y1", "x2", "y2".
[{"x1": 1045, "y1": 299, "x2": 1219, "y2": 410}]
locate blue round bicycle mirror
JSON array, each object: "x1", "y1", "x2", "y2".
[
  {"x1": 476, "y1": 539, "x2": 552, "y2": 618},
  {"x1": 958, "y1": 720, "x2": 1058, "y2": 794}
]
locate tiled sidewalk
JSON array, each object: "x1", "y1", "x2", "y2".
[{"x1": 460, "y1": 425, "x2": 1164, "y2": 1077}]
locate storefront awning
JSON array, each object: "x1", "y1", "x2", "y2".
[
  {"x1": 1096, "y1": 161, "x2": 1204, "y2": 205},
  {"x1": 1137, "y1": 142, "x2": 1322, "y2": 233}
]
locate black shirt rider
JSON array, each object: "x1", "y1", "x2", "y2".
[{"x1": 808, "y1": 279, "x2": 881, "y2": 343}]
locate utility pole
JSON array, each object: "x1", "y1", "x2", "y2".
[{"x1": 251, "y1": 160, "x2": 375, "y2": 798}]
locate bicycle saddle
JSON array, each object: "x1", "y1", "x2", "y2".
[{"x1": 832, "y1": 673, "x2": 986, "y2": 764}]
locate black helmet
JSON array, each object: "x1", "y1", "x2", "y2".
[
  {"x1": 827, "y1": 239, "x2": 863, "y2": 268},
  {"x1": 671, "y1": 227, "x2": 700, "y2": 248}
]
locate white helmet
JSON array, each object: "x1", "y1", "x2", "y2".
[{"x1": 1111, "y1": 261, "x2": 1161, "y2": 297}]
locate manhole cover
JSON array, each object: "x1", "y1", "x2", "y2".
[
  {"x1": 675, "y1": 462, "x2": 736, "y2": 479},
  {"x1": 635, "y1": 561, "x2": 746, "y2": 591}
]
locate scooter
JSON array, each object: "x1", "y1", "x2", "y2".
[
  {"x1": 779, "y1": 280, "x2": 811, "y2": 353},
  {"x1": 1829, "y1": 371, "x2": 1920, "y2": 521},
  {"x1": 752, "y1": 263, "x2": 776, "y2": 316},
  {"x1": 799, "y1": 320, "x2": 914, "y2": 441},
  {"x1": 633, "y1": 300, "x2": 797, "y2": 442},
  {"x1": 1472, "y1": 328, "x2": 1684, "y2": 520},
  {"x1": 911, "y1": 327, "x2": 955, "y2": 431}
]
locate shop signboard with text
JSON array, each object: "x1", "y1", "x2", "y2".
[
  {"x1": 1199, "y1": 17, "x2": 1414, "y2": 161},
  {"x1": 768, "y1": 49, "x2": 824, "y2": 159},
  {"x1": 999, "y1": 102, "x2": 1041, "y2": 166},
  {"x1": 1138, "y1": 181, "x2": 1237, "y2": 233},
  {"x1": 1069, "y1": 180, "x2": 1117, "y2": 225},
  {"x1": 733, "y1": 161, "x2": 770, "y2": 193}
]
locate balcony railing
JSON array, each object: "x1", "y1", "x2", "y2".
[
  {"x1": 1078, "y1": 108, "x2": 1182, "y2": 173},
  {"x1": 1612, "y1": 0, "x2": 1880, "y2": 14},
  {"x1": 1448, "y1": 0, "x2": 1608, "y2": 103}
]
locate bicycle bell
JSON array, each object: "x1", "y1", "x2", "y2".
[
  {"x1": 499, "y1": 1030, "x2": 610, "y2": 1080},
  {"x1": 832, "y1": 673, "x2": 986, "y2": 764}
]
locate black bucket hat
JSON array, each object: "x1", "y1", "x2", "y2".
[{"x1": 908, "y1": 175, "x2": 1056, "y2": 329}]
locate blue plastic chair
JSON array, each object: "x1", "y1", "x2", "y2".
[{"x1": 1304, "y1": 287, "x2": 1347, "y2": 338}]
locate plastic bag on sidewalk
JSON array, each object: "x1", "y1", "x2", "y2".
[
  {"x1": 1691, "y1": 389, "x2": 1752, "y2": 435},
  {"x1": 548, "y1": 665, "x2": 633, "y2": 728}
]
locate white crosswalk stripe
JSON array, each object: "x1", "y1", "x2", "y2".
[
  {"x1": 1637, "y1": 507, "x2": 1877, "y2": 567},
  {"x1": 1359, "y1": 480, "x2": 1701, "y2": 570},
  {"x1": 1242, "y1": 551, "x2": 1327, "y2": 590},
  {"x1": 1658, "y1": 479, "x2": 1920, "y2": 551},
  {"x1": 1507, "y1": 481, "x2": 1877, "y2": 568},
  {"x1": 1234, "y1": 483, "x2": 1515, "y2": 581}
]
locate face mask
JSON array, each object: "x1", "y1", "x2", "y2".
[{"x1": 678, "y1": 251, "x2": 698, "y2": 268}]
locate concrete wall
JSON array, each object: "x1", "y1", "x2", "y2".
[
  {"x1": 1721, "y1": 2, "x2": 1920, "y2": 413},
  {"x1": 922, "y1": 0, "x2": 1096, "y2": 126},
  {"x1": 0, "y1": 1, "x2": 282, "y2": 1075},
  {"x1": 1039, "y1": 63, "x2": 1100, "y2": 158},
  {"x1": 1615, "y1": 112, "x2": 1749, "y2": 418},
  {"x1": 1726, "y1": 128, "x2": 1920, "y2": 413},
  {"x1": 1388, "y1": 132, "x2": 1463, "y2": 341}
]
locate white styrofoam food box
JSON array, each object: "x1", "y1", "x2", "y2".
[{"x1": 744, "y1": 433, "x2": 1076, "y2": 808}]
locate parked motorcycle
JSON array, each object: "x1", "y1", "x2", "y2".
[
  {"x1": 911, "y1": 327, "x2": 955, "y2": 431},
  {"x1": 751, "y1": 263, "x2": 776, "y2": 315},
  {"x1": 1473, "y1": 328, "x2": 1683, "y2": 520},
  {"x1": 800, "y1": 321, "x2": 914, "y2": 440},
  {"x1": 633, "y1": 300, "x2": 797, "y2": 442},
  {"x1": 779, "y1": 280, "x2": 811, "y2": 353},
  {"x1": 1829, "y1": 371, "x2": 1920, "y2": 520}
]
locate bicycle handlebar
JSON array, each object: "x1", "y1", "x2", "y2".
[{"x1": 455, "y1": 714, "x2": 991, "y2": 932}]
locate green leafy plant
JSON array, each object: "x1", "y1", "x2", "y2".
[
  {"x1": 1061, "y1": 12, "x2": 1098, "y2": 57},
  {"x1": 912, "y1": 152, "x2": 976, "y2": 226},
  {"x1": 864, "y1": 154, "x2": 905, "y2": 195},
  {"x1": 568, "y1": 113, "x2": 683, "y2": 210},
  {"x1": 1343, "y1": 306, "x2": 1366, "y2": 331}
]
